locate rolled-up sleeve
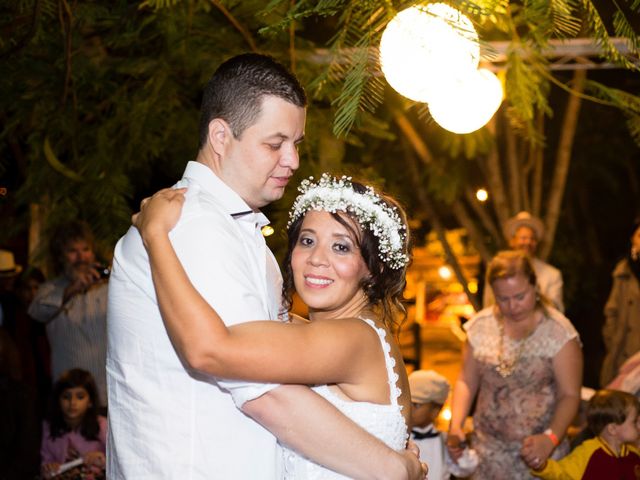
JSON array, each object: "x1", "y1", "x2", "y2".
[{"x1": 28, "y1": 278, "x2": 66, "y2": 323}]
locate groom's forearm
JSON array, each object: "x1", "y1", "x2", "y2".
[{"x1": 242, "y1": 384, "x2": 419, "y2": 480}]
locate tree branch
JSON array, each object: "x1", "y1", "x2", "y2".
[
  {"x1": 209, "y1": 0, "x2": 258, "y2": 53},
  {"x1": 463, "y1": 187, "x2": 502, "y2": 242},
  {"x1": 396, "y1": 113, "x2": 480, "y2": 311},
  {"x1": 451, "y1": 200, "x2": 493, "y2": 264}
]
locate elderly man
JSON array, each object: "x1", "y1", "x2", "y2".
[
  {"x1": 29, "y1": 221, "x2": 108, "y2": 407},
  {"x1": 483, "y1": 211, "x2": 564, "y2": 312}
]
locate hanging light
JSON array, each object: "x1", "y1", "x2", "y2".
[
  {"x1": 379, "y1": 4, "x2": 479, "y2": 103},
  {"x1": 428, "y1": 68, "x2": 503, "y2": 134},
  {"x1": 476, "y1": 188, "x2": 488, "y2": 202}
]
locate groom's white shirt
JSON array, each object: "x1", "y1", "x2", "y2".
[{"x1": 107, "y1": 161, "x2": 283, "y2": 479}]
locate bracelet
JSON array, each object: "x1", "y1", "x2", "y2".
[{"x1": 543, "y1": 428, "x2": 559, "y2": 447}]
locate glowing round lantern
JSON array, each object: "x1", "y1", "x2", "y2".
[
  {"x1": 379, "y1": 4, "x2": 479, "y2": 103},
  {"x1": 428, "y1": 68, "x2": 503, "y2": 134}
]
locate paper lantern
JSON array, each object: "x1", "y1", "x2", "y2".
[
  {"x1": 379, "y1": 4, "x2": 479, "y2": 102},
  {"x1": 428, "y1": 68, "x2": 503, "y2": 134}
]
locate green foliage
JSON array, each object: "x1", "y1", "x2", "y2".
[
  {"x1": 0, "y1": 0, "x2": 263, "y2": 252},
  {"x1": 1, "y1": 0, "x2": 638, "y2": 263},
  {"x1": 578, "y1": 0, "x2": 639, "y2": 71}
]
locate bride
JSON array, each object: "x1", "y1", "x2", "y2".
[{"x1": 133, "y1": 173, "x2": 423, "y2": 479}]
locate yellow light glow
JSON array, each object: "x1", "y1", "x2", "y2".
[
  {"x1": 428, "y1": 68, "x2": 503, "y2": 134},
  {"x1": 261, "y1": 225, "x2": 274, "y2": 237},
  {"x1": 476, "y1": 188, "x2": 488, "y2": 202},
  {"x1": 379, "y1": 4, "x2": 479, "y2": 103},
  {"x1": 441, "y1": 407, "x2": 452, "y2": 421},
  {"x1": 438, "y1": 265, "x2": 452, "y2": 280},
  {"x1": 468, "y1": 281, "x2": 478, "y2": 294}
]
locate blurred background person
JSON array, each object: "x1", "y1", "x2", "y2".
[
  {"x1": 13, "y1": 267, "x2": 51, "y2": 418},
  {"x1": 0, "y1": 248, "x2": 22, "y2": 328},
  {"x1": 600, "y1": 219, "x2": 640, "y2": 387},
  {"x1": 484, "y1": 212, "x2": 564, "y2": 313},
  {"x1": 409, "y1": 369, "x2": 477, "y2": 479},
  {"x1": 41, "y1": 368, "x2": 107, "y2": 480},
  {"x1": 0, "y1": 327, "x2": 40, "y2": 479},
  {"x1": 449, "y1": 250, "x2": 582, "y2": 479},
  {"x1": 530, "y1": 389, "x2": 640, "y2": 479},
  {"x1": 29, "y1": 221, "x2": 108, "y2": 408}
]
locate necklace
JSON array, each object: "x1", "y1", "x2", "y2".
[{"x1": 495, "y1": 317, "x2": 537, "y2": 378}]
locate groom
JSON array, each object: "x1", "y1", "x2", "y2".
[{"x1": 107, "y1": 53, "x2": 424, "y2": 478}]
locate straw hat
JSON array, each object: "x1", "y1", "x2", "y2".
[
  {"x1": 0, "y1": 250, "x2": 22, "y2": 277},
  {"x1": 504, "y1": 211, "x2": 545, "y2": 240}
]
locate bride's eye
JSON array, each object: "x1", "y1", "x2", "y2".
[
  {"x1": 298, "y1": 236, "x2": 314, "y2": 247},
  {"x1": 333, "y1": 242, "x2": 351, "y2": 253}
]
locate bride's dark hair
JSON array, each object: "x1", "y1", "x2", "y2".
[{"x1": 281, "y1": 180, "x2": 411, "y2": 329}]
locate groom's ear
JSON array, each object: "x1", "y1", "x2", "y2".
[{"x1": 208, "y1": 118, "x2": 231, "y2": 156}]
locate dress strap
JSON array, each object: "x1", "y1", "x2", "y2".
[{"x1": 359, "y1": 318, "x2": 402, "y2": 407}]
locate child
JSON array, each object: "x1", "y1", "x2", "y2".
[
  {"x1": 530, "y1": 389, "x2": 640, "y2": 479},
  {"x1": 409, "y1": 369, "x2": 478, "y2": 479},
  {"x1": 41, "y1": 369, "x2": 107, "y2": 479}
]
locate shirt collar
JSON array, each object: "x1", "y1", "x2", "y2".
[
  {"x1": 182, "y1": 161, "x2": 270, "y2": 227},
  {"x1": 412, "y1": 424, "x2": 437, "y2": 434}
]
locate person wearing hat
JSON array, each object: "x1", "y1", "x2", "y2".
[
  {"x1": 0, "y1": 249, "x2": 23, "y2": 328},
  {"x1": 483, "y1": 211, "x2": 564, "y2": 313},
  {"x1": 409, "y1": 369, "x2": 478, "y2": 479}
]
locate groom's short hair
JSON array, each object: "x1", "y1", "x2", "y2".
[{"x1": 198, "y1": 53, "x2": 307, "y2": 148}]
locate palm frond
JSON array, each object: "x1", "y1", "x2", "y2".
[
  {"x1": 613, "y1": 9, "x2": 640, "y2": 55},
  {"x1": 505, "y1": 44, "x2": 551, "y2": 134},
  {"x1": 549, "y1": 0, "x2": 582, "y2": 37},
  {"x1": 579, "y1": 0, "x2": 639, "y2": 71}
]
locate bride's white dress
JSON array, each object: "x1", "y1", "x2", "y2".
[{"x1": 281, "y1": 318, "x2": 409, "y2": 479}]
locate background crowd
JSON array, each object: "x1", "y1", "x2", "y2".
[{"x1": 1, "y1": 212, "x2": 639, "y2": 479}]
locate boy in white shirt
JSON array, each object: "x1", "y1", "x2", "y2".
[{"x1": 409, "y1": 370, "x2": 478, "y2": 479}]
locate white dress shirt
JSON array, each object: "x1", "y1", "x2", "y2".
[
  {"x1": 411, "y1": 425, "x2": 478, "y2": 479},
  {"x1": 29, "y1": 277, "x2": 108, "y2": 406},
  {"x1": 106, "y1": 161, "x2": 282, "y2": 479}
]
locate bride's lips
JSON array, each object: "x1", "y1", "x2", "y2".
[{"x1": 304, "y1": 274, "x2": 334, "y2": 288}]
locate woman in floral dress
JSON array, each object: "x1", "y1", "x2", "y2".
[{"x1": 447, "y1": 250, "x2": 582, "y2": 479}]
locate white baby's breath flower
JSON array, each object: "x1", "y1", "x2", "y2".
[{"x1": 288, "y1": 173, "x2": 409, "y2": 269}]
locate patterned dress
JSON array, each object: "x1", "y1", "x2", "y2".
[{"x1": 464, "y1": 307, "x2": 579, "y2": 479}]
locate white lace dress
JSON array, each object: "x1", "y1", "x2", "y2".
[{"x1": 281, "y1": 318, "x2": 409, "y2": 479}]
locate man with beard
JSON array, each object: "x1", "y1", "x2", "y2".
[{"x1": 29, "y1": 221, "x2": 108, "y2": 407}]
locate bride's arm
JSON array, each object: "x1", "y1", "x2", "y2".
[{"x1": 135, "y1": 189, "x2": 375, "y2": 386}]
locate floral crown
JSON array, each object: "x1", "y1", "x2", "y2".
[{"x1": 288, "y1": 173, "x2": 410, "y2": 269}]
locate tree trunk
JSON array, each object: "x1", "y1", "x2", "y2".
[
  {"x1": 483, "y1": 116, "x2": 510, "y2": 230},
  {"x1": 396, "y1": 114, "x2": 481, "y2": 311},
  {"x1": 505, "y1": 123, "x2": 522, "y2": 212},
  {"x1": 531, "y1": 112, "x2": 544, "y2": 217},
  {"x1": 540, "y1": 69, "x2": 587, "y2": 260}
]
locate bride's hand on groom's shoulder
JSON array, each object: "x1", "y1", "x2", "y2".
[{"x1": 132, "y1": 187, "x2": 188, "y2": 247}]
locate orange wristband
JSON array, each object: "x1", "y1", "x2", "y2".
[{"x1": 544, "y1": 428, "x2": 559, "y2": 447}]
